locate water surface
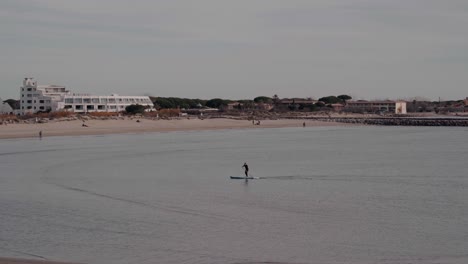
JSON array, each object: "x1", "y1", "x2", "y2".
[{"x1": 1, "y1": 127, "x2": 467, "y2": 264}]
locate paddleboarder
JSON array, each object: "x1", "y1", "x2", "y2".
[{"x1": 242, "y1": 162, "x2": 249, "y2": 177}]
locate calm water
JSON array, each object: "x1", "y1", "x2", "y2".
[{"x1": 1, "y1": 127, "x2": 467, "y2": 264}]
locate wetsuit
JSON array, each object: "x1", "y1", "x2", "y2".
[{"x1": 242, "y1": 163, "x2": 249, "y2": 177}]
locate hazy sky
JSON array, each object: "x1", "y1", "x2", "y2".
[{"x1": 1, "y1": 0, "x2": 468, "y2": 101}]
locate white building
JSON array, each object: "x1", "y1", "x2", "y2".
[
  {"x1": 345, "y1": 100, "x2": 407, "y2": 114},
  {"x1": 19, "y1": 78, "x2": 154, "y2": 115},
  {"x1": 1, "y1": 97, "x2": 14, "y2": 114}
]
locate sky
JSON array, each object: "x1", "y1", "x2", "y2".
[{"x1": 1, "y1": 0, "x2": 468, "y2": 101}]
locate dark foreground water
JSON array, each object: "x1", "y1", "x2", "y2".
[{"x1": 1, "y1": 127, "x2": 467, "y2": 264}]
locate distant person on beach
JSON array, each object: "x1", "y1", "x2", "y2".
[
  {"x1": 303, "y1": 122, "x2": 306, "y2": 127},
  {"x1": 82, "y1": 123, "x2": 88, "y2": 127},
  {"x1": 39, "y1": 130, "x2": 42, "y2": 138},
  {"x1": 242, "y1": 162, "x2": 249, "y2": 177}
]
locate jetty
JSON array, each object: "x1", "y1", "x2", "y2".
[{"x1": 300, "y1": 116, "x2": 468, "y2": 126}]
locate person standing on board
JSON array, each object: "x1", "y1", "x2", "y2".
[{"x1": 242, "y1": 162, "x2": 249, "y2": 177}]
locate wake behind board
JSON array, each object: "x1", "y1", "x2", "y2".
[{"x1": 230, "y1": 176, "x2": 260, "y2": 180}]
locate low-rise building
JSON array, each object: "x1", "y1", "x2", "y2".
[
  {"x1": 330, "y1": 103, "x2": 345, "y2": 112},
  {"x1": 345, "y1": 100, "x2": 407, "y2": 114},
  {"x1": 19, "y1": 78, "x2": 154, "y2": 115}
]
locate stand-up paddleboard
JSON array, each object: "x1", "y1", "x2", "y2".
[{"x1": 230, "y1": 176, "x2": 260, "y2": 180}]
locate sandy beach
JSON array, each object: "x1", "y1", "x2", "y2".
[{"x1": 0, "y1": 118, "x2": 342, "y2": 140}]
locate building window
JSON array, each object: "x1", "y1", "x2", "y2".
[
  {"x1": 108, "y1": 99, "x2": 116, "y2": 103},
  {"x1": 92, "y1": 98, "x2": 100, "y2": 103},
  {"x1": 39, "y1": 100, "x2": 44, "y2": 104},
  {"x1": 22, "y1": 88, "x2": 24, "y2": 91},
  {"x1": 65, "y1": 98, "x2": 73, "y2": 103},
  {"x1": 27, "y1": 106, "x2": 32, "y2": 109},
  {"x1": 34, "y1": 100, "x2": 36, "y2": 103},
  {"x1": 74, "y1": 98, "x2": 82, "y2": 103},
  {"x1": 39, "y1": 106, "x2": 45, "y2": 110},
  {"x1": 75, "y1": 105, "x2": 83, "y2": 110},
  {"x1": 27, "y1": 100, "x2": 32, "y2": 103},
  {"x1": 98, "y1": 105, "x2": 105, "y2": 110},
  {"x1": 27, "y1": 88, "x2": 32, "y2": 91},
  {"x1": 83, "y1": 98, "x2": 91, "y2": 103},
  {"x1": 64, "y1": 105, "x2": 72, "y2": 109},
  {"x1": 87, "y1": 105, "x2": 94, "y2": 110},
  {"x1": 34, "y1": 106, "x2": 36, "y2": 109},
  {"x1": 101, "y1": 98, "x2": 107, "y2": 103}
]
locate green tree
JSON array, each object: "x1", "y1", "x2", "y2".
[
  {"x1": 152, "y1": 98, "x2": 174, "y2": 109},
  {"x1": 318, "y1": 96, "x2": 340, "y2": 104},
  {"x1": 125, "y1": 104, "x2": 146, "y2": 115},
  {"x1": 272, "y1": 94, "x2": 280, "y2": 103},
  {"x1": 253, "y1": 96, "x2": 273, "y2": 104},
  {"x1": 337, "y1": 95, "x2": 352, "y2": 104},
  {"x1": 206, "y1": 98, "x2": 230, "y2": 108},
  {"x1": 4, "y1": 99, "x2": 20, "y2": 109},
  {"x1": 315, "y1": 101, "x2": 325, "y2": 107}
]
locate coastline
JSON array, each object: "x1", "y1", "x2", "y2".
[
  {"x1": 0, "y1": 118, "x2": 345, "y2": 140},
  {"x1": 2, "y1": 113, "x2": 467, "y2": 140}
]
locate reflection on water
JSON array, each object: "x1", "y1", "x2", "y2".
[{"x1": 1, "y1": 127, "x2": 467, "y2": 264}]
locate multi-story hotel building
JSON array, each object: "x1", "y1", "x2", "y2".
[{"x1": 19, "y1": 78, "x2": 154, "y2": 115}]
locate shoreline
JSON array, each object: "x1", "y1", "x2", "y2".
[{"x1": 0, "y1": 118, "x2": 346, "y2": 140}]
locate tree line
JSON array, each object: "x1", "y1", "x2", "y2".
[{"x1": 149, "y1": 96, "x2": 278, "y2": 110}]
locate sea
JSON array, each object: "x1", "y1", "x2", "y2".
[{"x1": 0, "y1": 126, "x2": 467, "y2": 264}]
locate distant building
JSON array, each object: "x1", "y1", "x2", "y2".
[
  {"x1": 345, "y1": 100, "x2": 407, "y2": 114},
  {"x1": 255, "y1": 102, "x2": 273, "y2": 111},
  {"x1": 19, "y1": 78, "x2": 154, "y2": 115},
  {"x1": 330, "y1": 103, "x2": 344, "y2": 112},
  {"x1": 0, "y1": 97, "x2": 14, "y2": 114},
  {"x1": 225, "y1": 102, "x2": 273, "y2": 111},
  {"x1": 226, "y1": 102, "x2": 242, "y2": 110}
]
